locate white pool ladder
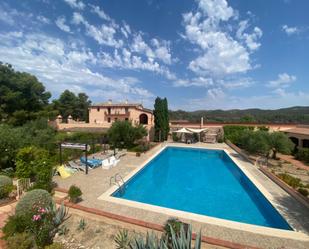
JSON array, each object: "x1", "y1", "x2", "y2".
[{"x1": 109, "y1": 173, "x2": 126, "y2": 196}]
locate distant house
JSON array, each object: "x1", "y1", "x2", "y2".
[
  {"x1": 284, "y1": 125, "x2": 309, "y2": 148},
  {"x1": 89, "y1": 100, "x2": 154, "y2": 129}
]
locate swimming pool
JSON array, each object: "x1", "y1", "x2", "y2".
[{"x1": 112, "y1": 147, "x2": 291, "y2": 230}]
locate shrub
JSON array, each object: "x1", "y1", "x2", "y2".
[
  {"x1": 163, "y1": 218, "x2": 185, "y2": 245},
  {"x1": 277, "y1": 173, "x2": 302, "y2": 188},
  {"x1": 0, "y1": 175, "x2": 13, "y2": 199},
  {"x1": 16, "y1": 146, "x2": 54, "y2": 192},
  {"x1": 6, "y1": 232, "x2": 35, "y2": 249},
  {"x1": 298, "y1": 188, "x2": 309, "y2": 197},
  {"x1": 68, "y1": 185, "x2": 82, "y2": 203},
  {"x1": 108, "y1": 121, "x2": 147, "y2": 148},
  {"x1": 223, "y1": 125, "x2": 253, "y2": 144},
  {"x1": 2, "y1": 215, "x2": 30, "y2": 239},
  {"x1": 295, "y1": 148, "x2": 309, "y2": 163},
  {"x1": 15, "y1": 189, "x2": 53, "y2": 216}
]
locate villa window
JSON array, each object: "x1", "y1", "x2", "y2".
[
  {"x1": 108, "y1": 117, "x2": 111, "y2": 123},
  {"x1": 108, "y1": 107, "x2": 111, "y2": 114},
  {"x1": 125, "y1": 118, "x2": 129, "y2": 121},
  {"x1": 125, "y1": 107, "x2": 129, "y2": 113},
  {"x1": 97, "y1": 107, "x2": 100, "y2": 112}
]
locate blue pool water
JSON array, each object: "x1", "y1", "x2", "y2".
[{"x1": 113, "y1": 147, "x2": 291, "y2": 230}]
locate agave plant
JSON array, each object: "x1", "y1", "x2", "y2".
[
  {"x1": 170, "y1": 225, "x2": 201, "y2": 249},
  {"x1": 128, "y1": 224, "x2": 201, "y2": 249},
  {"x1": 130, "y1": 232, "x2": 168, "y2": 249},
  {"x1": 114, "y1": 229, "x2": 131, "y2": 249},
  {"x1": 53, "y1": 202, "x2": 70, "y2": 227}
]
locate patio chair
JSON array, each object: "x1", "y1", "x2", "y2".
[
  {"x1": 67, "y1": 160, "x2": 86, "y2": 172},
  {"x1": 101, "y1": 158, "x2": 114, "y2": 169}
]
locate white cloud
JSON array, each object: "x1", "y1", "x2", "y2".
[
  {"x1": 64, "y1": 0, "x2": 85, "y2": 10},
  {"x1": 55, "y1": 16, "x2": 71, "y2": 33},
  {"x1": 282, "y1": 25, "x2": 300, "y2": 35},
  {"x1": 268, "y1": 73, "x2": 296, "y2": 88},
  {"x1": 97, "y1": 48, "x2": 176, "y2": 80},
  {"x1": 173, "y1": 77, "x2": 214, "y2": 87},
  {"x1": 197, "y1": 0, "x2": 234, "y2": 22},
  {"x1": 72, "y1": 12, "x2": 123, "y2": 48},
  {"x1": 89, "y1": 4, "x2": 111, "y2": 21},
  {"x1": 37, "y1": 15, "x2": 50, "y2": 24},
  {"x1": 0, "y1": 31, "x2": 154, "y2": 103},
  {"x1": 182, "y1": 0, "x2": 262, "y2": 78}
]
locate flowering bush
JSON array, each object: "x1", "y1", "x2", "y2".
[
  {"x1": 15, "y1": 189, "x2": 53, "y2": 216},
  {"x1": 4, "y1": 190, "x2": 69, "y2": 248}
]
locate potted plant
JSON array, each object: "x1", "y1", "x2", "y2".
[{"x1": 68, "y1": 185, "x2": 82, "y2": 203}]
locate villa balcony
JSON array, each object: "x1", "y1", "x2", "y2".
[{"x1": 104, "y1": 111, "x2": 130, "y2": 117}]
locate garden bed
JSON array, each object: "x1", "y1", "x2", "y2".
[{"x1": 53, "y1": 213, "x2": 225, "y2": 249}]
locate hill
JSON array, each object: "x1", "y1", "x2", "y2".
[{"x1": 169, "y1": 106, "x2": 309, "y2": 124}]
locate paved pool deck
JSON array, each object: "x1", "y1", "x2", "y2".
[{"x1": 54, "y1": 142, "x2": 309, "y2": 249}]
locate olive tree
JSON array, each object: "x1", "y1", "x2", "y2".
[{"x1": 267, "y1": 132, "x2": 294, "y2": 159}]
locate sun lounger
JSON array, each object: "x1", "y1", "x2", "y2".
[
  {"x1": 67, "y1": 161, "x2": 86, "y2": 171},
  {"x1": 57, "y1": 165, "x2": 72, "y2": 179},
  {"x1": 80, "y1": 157, "x2": 102, "y2": 168}
]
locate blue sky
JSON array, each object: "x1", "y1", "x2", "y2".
[{"x1": 0, "y1": 0, "x2": 308, "y2": 110}]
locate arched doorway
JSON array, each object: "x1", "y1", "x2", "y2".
[{"x1": 139, "y1": 113, "x2": 148, "y2": 125}]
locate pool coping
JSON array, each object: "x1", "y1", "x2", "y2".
[{"x1": 98, "y1": 144, "x2": 309, "y2": 241}]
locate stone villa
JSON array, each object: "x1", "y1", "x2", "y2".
[{"x1": 89, "y1": 100, "x2": 154, "y2": 129}]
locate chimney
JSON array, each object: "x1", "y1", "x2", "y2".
[
  {"x1": 125, "y1": 99, "x2": 128, "y2": 104},
  {"x1": 108, "y1": 99, "x2": 112, "y2": 104}
]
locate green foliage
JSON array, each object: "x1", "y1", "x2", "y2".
[
  {"x1": 225, "y1": 126, "x2": 293, "y2": 157},
  {"x1": 4, "y1": 202, "x2": 69, "y2": 248},
  {"x1": 257, "y1": 126, "x2": 269, "y2": 132},
  {"x1": 154, "y1": 97, "x2": 169, "y2": 142},
  {"x1": 0, "y1": 119, "x2": 57, "y2": 170},
  {"x1": 163, "y1": 218, "x2": 184, "y2": 246},
  {"x1": 108, "y1": 121, "x2": 147, "y2": 148},
  {"x1": 16, "y1": 146, "x2": 54, "y2": 192},
  {"x1": 2, "y1": 215, "x2": 31, "y2": 239},
  {"x1": 0, "y1": 175, "x2": 13, "y2": 198},
  {"x1": 0, "y1": 62, "x2": 51, "y2": 125},
  {"x1": 223, "y1": 125, "x2": 253, "y2": 144},
  {"x1": 169, "y1": 106, "x2": 309, "y2": 124},
  {"x1": 238, "y1": 130, "x2": 270, "y2": 155},
  {"x1": 6, "y1": 232, "x2": 35, "y2": 249},
  {"x1": 68, "y1": 185, "x2": 82, "y2": 203},
  {"x1": 15, "y1": 189, "x2": 53, "y2": 216},
  {"x1": 240, "y1": 115, "x2": 256, "y2": 123},
  {"x1": 78, "y1": 218, "x2": 86, "y2": 231},
  {"x1": 277, "y1": 173, "x2": 302, "y2": 188},
  {"x1": 295, "y1": 148, "x2": 309, "y2": 163},
  {"x1": 52, "y1": 90, "x2": 91, "y2": 121},
  {"x1": 267, "y1": 132, "x2": 294, "y2": 159},
  {"x1": 114, "y1": 229, "x2": 131, "y2": 249},
  {"x1": 298, "y1": 188, "x2": 309, "y2": 197}
]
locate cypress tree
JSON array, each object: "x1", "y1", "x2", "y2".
[{"x1": 154, "y1": 97, "x2": 169, "y2": 141}]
